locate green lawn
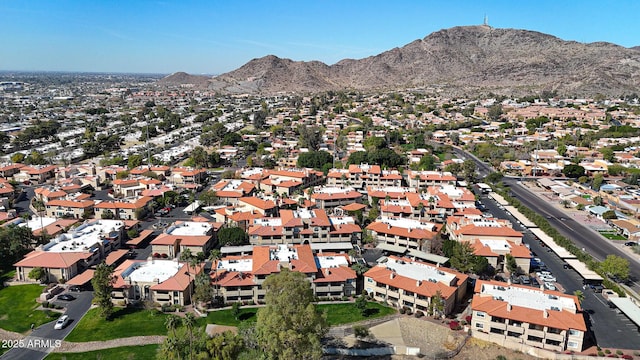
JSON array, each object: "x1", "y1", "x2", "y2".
[
  {"x1": 0, "y1": 284, "x2": 61, "y2": 333},
  {"x1": 205, "y1": 302, "x2": 396, "y2": 327},
  {"x1": 45, "y1": 344, "x2": 159, "y2": 360},
  {"x1": 598, "y1": 231, "x2": 627, "y2": 240},
  {"x1": 65, "y1": 308, "x2": 169, "y2": 342},
  {"x1": 318, "y1": 302, "x2": 396, "y2": 325}
]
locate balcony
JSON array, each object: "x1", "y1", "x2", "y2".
[
  {"x1": 155, "y1": 294, "x2": 171, "y2": 301},
  {"x1": 544, "y1": 332, "x2": 565, "y2": 342},
  {"x1": 489, "y1": 321, "x2": 507, "y2": 331},
  {"x1": 526, "y1": 329, "x2": 545, "y2": 339},
  {"x1": 506, "y1": 325, "x2": 524, "y2": 334}
]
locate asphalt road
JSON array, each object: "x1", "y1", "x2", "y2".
[
  {"x1": 480, "y1": 193, "x2": 640, "y2": 349},
  {"x1": 504, "y1": 178, "x2": 640, "y2": 292},
  {"x1": 1, "y1": 290, "x2": 93, "y2": 360}
]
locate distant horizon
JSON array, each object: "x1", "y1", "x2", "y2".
[{"x1": 2, "y1": 0, "x2": 640, "y2": 74}]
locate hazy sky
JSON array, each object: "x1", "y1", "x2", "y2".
[{"x1": 2, "y1": 0, "x2": 639, "y2": 75}]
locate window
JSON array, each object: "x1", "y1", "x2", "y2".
[
  {"x1": 475, "y1": 323, "x2": 484, "y2": 329},
  {"x1": 568, "y1": 329, "x2": 581, "y2": 336},
  {"x1": 475, "y1": 311, "x2": 485, "y2": 318},
  {"x1": 567, "y1": 341, "x2": 579, "y2": 348}
]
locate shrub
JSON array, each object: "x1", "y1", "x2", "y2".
[
  {"x1": 415, "y1": 311, "x2": 424, "y2": 318},
  {"x1": 465, "y1": 315, "x2": 472, "y2": 323},
  {"x1": 399, "y1": 307, "x2": 406, "y2": 314},
  {"x1": 153, "y1": 253, "x2": 160, "y2": 258},
  {"x1": 621, "y1": 355, "x2": 632, "y2": 360},
  {"x1": 616, "y1": 350, "x2": 623, "y2": 356},
  {"x1": 605, "y1": 349, "x2": 612, "y2": 354},
  {"x1": 449, "y1": 321, "x2": 460, "y2": 330},
  {"x1": 42, "y1": 301, "x2": 49, "y2": 308},
  {"x1": 598, "y1": 351, "x2": 605, "y2": 357}
]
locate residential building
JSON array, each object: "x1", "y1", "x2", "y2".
[
  {"x1": 367, "y1": 217, "x2": 441, "y2": 253},
  {"x1": 364, "y1": 256, "x2": 468, "y2": 315},
  {"x1": 150, "y1": 221, "x2": 217, "y2": 258},
  {"x1": 471, "y1": 280, "x2": 586, "y2": 352},
  {"x1": 211, "y1": 244, "x2": 356, "y2": 303},
  {"x1": 311, "y1": 186, "x2": 363, "y2": 209},
  {"x1": 111, "y1": 259, "x2": 202, "y2": 306}
]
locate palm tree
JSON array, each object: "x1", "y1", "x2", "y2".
[
  {"x1": 417, "y1": 202, "x2": 425, "y2": 221},
  {"x1": 573, "y1": 290, "x2": 585, "y2": 306},
  {"x1": 164, "y1": 315, "x2": 181, "y2": 359},
  {"x1": 183, "y1": 313, "x2": 196, "y2": 360},
  {"x1": 179, "y1": 248, "x2": 197, "y2": 303}
]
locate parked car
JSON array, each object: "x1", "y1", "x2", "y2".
[
  {"x1": 68, "y1": 286, "x2": 81, "y2": 292},
  {"x1": 624, "y1": 241, "x2": 637, "y2": 246},
  {"x1": 520, "y1": 275, "x2": 531, "y2": 285},
  {"x1": 57, "y1": 294, "x2": 76, "y2": 301},
  {"x1": 544, "y1": 282, "x2": 556, "y2": 291},
  {"x1": 590, "y1": 284, "x2": 604, "y2": 293},
  {"x1": 510, "y1": 275, "x2": 521, "y2": 284},
  {"x1": 539, "y1": 274, "x2": 557, "y2": 282},
  {"x1": 54, "y1": 315, "x2": 70, "y2": 330},
  {"x1": 530, "y1": 277, "x2": 540, "y2": 287},
  {"x1": 494, "y1": 275, "x2": 506, "y2": 282}
]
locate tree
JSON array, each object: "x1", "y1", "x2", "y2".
[
  {"x1": 573, "y1": 290, "x2": 584, "y2": 305},
  {"x1": 297, "y1": 125, "x2": 324, "y2": 151},
  {"x1": 92, "y1": 262, "x2": 116, "y2": 320},
  {"x1": 600, "y1": 254, "x2": 630, "y2": 281},
  {"x1": 353, "y1": 325, "x2": 370, "y2": 340},
  {"x1": 486, "y1": 172, "x2": 503, "y2": 185},
  {"x1": 28, "y1": 267, "x2": 46, "y2": 283},
  {"x1": 192, "y1": 272, "x2": 214, "y2": 309},
  {"x1": 602, "y1": 210, "x2": 617, "y2": 220},
  {"x1": 183, "y1": 313, "x2": 197, "y2": 360},
  {"x1": 127, "y1": 154, "x2": 144, "y2": 169},
  {"x1": 505, "y1": 254, "x2": 518, "y2": 274},
  {"x1": 256, "y1": 269, "x2": 328, "y2": 360},
  {"x1": 205, "y1": 331, "x2": 245, "y2": 360},
  {"x1": 0, "y1": 225, "x2": 34, "y2": 272},
  {"x1": 429, "y1": 290, "x2": 445, "y2": 317},
  {"x1": 190, "y1": 146, "x2": 209, "y2": 169},
  {"x1": 562, "y1": 164, "x2": 585, "y2": 178},
  {"x1": 232, "y1": 302, "x2": 241, "y2": 320},
  {"x1": 592, "y1": 174, "x2": 604, "y2": 191},
  {"x1": 218, "y1": 227, "x2": 248, "y2": 246},
  {"x1": 449, "y1": 241, "x2": 477, "y2": 273},
  {"x1": 179, "y1": 248, "x2": 199, "y2": 302},
  {"x1": 487, "y1": 104, "x2": 503, "y2": 120},
  {"x1": 354, "y1": 293, "x2": 368, "y2": 316},
  {"x1": 296, "y1": 151, "x2": 333, "y2": 169},
  {"x1": 199, "y1": 190, "x2": 218, "y2": 206}
]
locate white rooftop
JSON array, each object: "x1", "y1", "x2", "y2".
[
  {"x1": 369, "y1": 186, "x2": 415, "y2": 194},
  {"x1": 293, "y1": 208, "x2": 314, "y2": 219},
  {"x1": 380, "y1": 216, "x2": 437, "y2": 231},
  {"x1": 241, "y1": 167, "x2": 263, "y2": 177},
  {"x1": 470, "y1": 218, "x2": 504, "y2": 228},
  {"x1": 253, "y1": 218, "x2": 282, "y2": 227},
  {"x1": 479, "y1": 239, "x2": 511, "y2": 252},
  {"x1": 166, "y1": 221, "x2": 212, "y2": 236},
  {"x1": 217, "y1": 258, "x2": 253, "y2": 272},
  {"x1": 329, "y1": 216, "x2": 355, "y2": 225},
  {"x1": 220, "y1": 179, "x2": 245, "y2": 192},
  {"x1": 480, "y1": 283, "x2": 577, "y2": 313},
  {"x1": 385, "y1": 257, "x2": 456, "y2": 285},
  {"x1": 43, "y1": 220, "x2": 124, "y2": 253},
  {"x1": 434, "y1": 185, "x2": 464, "y2": 198},
  {"x1": 18, "y1": 216, "x2": 57, "y2": 231},
  {"x1": 315, "y1": 186, "x2": 356, "y2": 194},
  {"x1": 271, "y1": 244, "x2": 298, "y2": 261},
  {"x1": 385, "y1": 199, "x2": 411, "y2": 207},
  {"x1": 316, "y1": 254, "x2": 349, "y2": 269},
  {"x1": 124, "y1": 260, "x2": 182, "y2": 283}
]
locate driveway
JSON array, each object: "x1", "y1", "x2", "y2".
[{"x1": 1, "y1": 290, "x2": 93, "y2": 360}]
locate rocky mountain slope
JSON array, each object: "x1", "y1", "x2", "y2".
[{"x1": 167, "y1": 26, "x2": 640, "y2": 96}]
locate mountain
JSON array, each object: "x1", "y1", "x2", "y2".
[
  {"x1": 169, "y1": 26, "x2": 640, "y2": 96},
  {"x1": 157, "y1": 72, "x2": 211, "y2": 86}
]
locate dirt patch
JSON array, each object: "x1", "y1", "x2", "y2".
[{"x1": 453, "y1": 337, "x2": 538, "y2": 360}]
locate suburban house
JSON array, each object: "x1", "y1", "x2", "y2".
[
  {"x1": 470, "y1": 280, "x2": 586, "y2": 353},
  {"x1": 14, "y1": 165, "x2": 57, "y2": 184},
  {"x1": 363, "y1": 256, "x2": 468, "y2": 315},
  {"x1": 211, "y1": 244, "x2": 357, "y2": 303},
  {"x1": 111, "y1": 259, "x2": 202, "y2": 306}
]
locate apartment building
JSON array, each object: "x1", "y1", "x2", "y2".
[
  {"x1": 471, "y1": 280, "x2": 586, "y2": 352},
  {"x1": 150, "y1": 221, "x2": 217, "y2": 258},
  {"x1": 248, "y1": 208, "x2": 361, "y2": 245},
  {"x1": 14, "y1": 219, "x2": 125, "y2": 283},
  {"x1": 93, "y1": 196, "x2": 153, "y2": 220},
  {"x1": 111, "y1": 259, "x2": 202, "y2": 306},
  {"x1": 364, "y1": 256, "x2": 468, "y2": 315},
  {"x1": 367, "y1": 217, "x2": 441, "y2": 253},
  {"x1": 211, "y1": 244, "x2": 356, "y2": 303},
  {"x1": 446, "y1": 216, "x2": 523, "y2": 244},
  {"x1": 212, "y1": 179, "x2": 256, "y2": 205},
  {"x1": 405, "y1": 170, "x2": 456, "y2": 189},
  {"x1": 311, "y1": 186, "x2": 363, "y2": 209}
]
